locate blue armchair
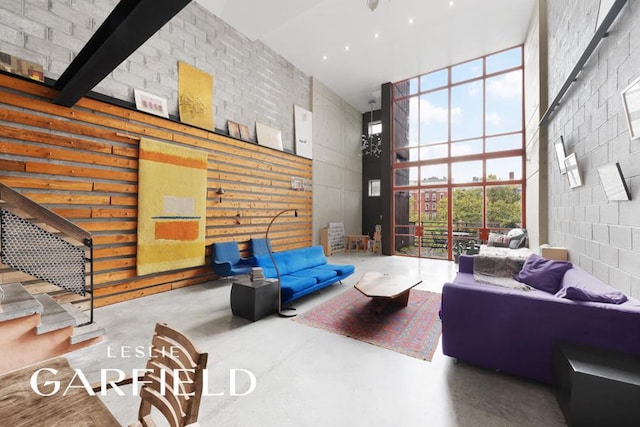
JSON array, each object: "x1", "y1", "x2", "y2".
[
  {"x1": 211, "y1": 241, "x2": 253, "y2": 277},
  {"x1": 249, "y1": 237, "x2": 271, "y2": 257}
]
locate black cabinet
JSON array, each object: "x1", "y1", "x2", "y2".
[
  {"x1": 552, "y1": 342, "x2": 640, "y2": 427},
  {"x1": 230, "y1": 278, "x2": 277, "y2": 322}
]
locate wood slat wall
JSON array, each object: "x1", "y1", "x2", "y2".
[{"x1": 0, "y1": 74, "x2": 312, "y2": 308}]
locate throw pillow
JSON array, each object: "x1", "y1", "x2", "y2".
[
  {"x1": 515, "y1": 253, "x2": 573, "y2": 293},
  {"x1": 488, "y1": 232, "x2": 510, "y2": 247},
  {"x1": 556, "y1": 286, "x2": 628, "y2": 304},
  {"x1": 509, "y1": 231, "x2": 528, "y2": 249}
]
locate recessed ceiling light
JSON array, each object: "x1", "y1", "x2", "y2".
[
  {"x1": 322, "y1": 55, "x2": 328, "y2": 60},
  {"x1": 409, "y1": 18, "x2": 414, "y2": 24},
  {"x1": 374, "y1": 33, "x2": 379, "y2": 39},
  {"x1": 449, "y1": 1, "x2": 454, "y2": 6},
  {"x1": 345, "y1": 45, "x2": 350, "y2": 51}
]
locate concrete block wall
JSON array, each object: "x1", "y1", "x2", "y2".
[
  {"x1": 546, "y1": 0, "x2": 640, "y2": 297},
  {"x1": 0, "y1": 1, "x2": 311, "y2": 150},
  {"x1": 312, "y1": 78, "x2": 363, "y2": 246}
]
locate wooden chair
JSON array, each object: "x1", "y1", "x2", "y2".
[{"x1": 94, "y1": 323, "x2": 208, "y2": 427}]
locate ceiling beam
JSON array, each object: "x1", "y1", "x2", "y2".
[{"x1": 54, "y1": 0, "x2": 192, "y2": 107}]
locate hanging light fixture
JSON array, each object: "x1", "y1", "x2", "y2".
[
  {"x1": 361, "y1": 99, "x2": 382, "y2": 158},
  {"x1": 366, "y1": 0, "x2": 380, "y2": 11}
]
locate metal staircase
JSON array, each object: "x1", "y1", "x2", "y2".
[{"x1": 0, "y1": 182, "x2": 103, "y2": 374}]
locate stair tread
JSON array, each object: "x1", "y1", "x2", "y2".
[
  {"x1": 0, "y1": 283, "x2": 43, "y2": 322},
  {"x1": 35, "y1": 294, "x2": 77, "y2": 334},
  {"x1": 60, "y1": 302, "x2": 90, "y2": 324},
  {"x1": 71, "y1": 322, "x2": 105, "y2": 345}
]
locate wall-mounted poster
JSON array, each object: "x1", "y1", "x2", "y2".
[
  {"x1": 137, "y1": 138, "x2": 208, "y2": 275},
  {"x1": 256, "y1": 122, "x2": 283, "y2": 151},
  {"x1": 178, "y1": 61, "x2": 214, "y2": 131},
  {"x1": 294, "y1": 105, "x2": 313, "y2": 159}
]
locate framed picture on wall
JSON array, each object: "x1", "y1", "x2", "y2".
[
  {"x1": 598, "y1": 163, "x2": 631, "y2": 201},
  {"x1": 621, "y1": 75, "x2": 640, "y2": 141},
  {"x1": 134, "y1": 89, "x2": 169, "y2": 118},
  {"x1": 227, "y1": 120, "x2": 241, "y2": 139},
  {"x1": 564, "y1": 153, "x2": 582, "y2": 189},
  {"x1": 554, "y1": 135, "x2": 567, "y2": 174}
]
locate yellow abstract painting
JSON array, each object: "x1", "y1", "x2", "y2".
[
  {"x1": 137, "y1": 138, "x2": 208, "y2": 276},
  {"x1": 178, "y1": 61, "x2": 214, "y2": 131}
]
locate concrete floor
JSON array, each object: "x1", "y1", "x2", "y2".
[{"x1": 67, "y1": 252, "x2": 567, "y2": 427}]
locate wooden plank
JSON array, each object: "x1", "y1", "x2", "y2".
[
  {"x1": 21, "y1": 192, "x2": 111, "y2": 205},
  {"x1": 91, "y1": 207, "x2": 137, "y2": 218},
  {"x1": 0, "y1": 141, "x2": 136, "y2": 169},
  {"x1": 0, "y1": 122, "x2": 113, "y2": 154},
  {"x1": 0, "y1": 182, "x2": 91, "y2": 242},
  {"x1": 93, "y1": 245, "x2": 137, "y2": 258},
  {"x1": 0, "y1": 176, "x2": 94, "y2": 191},
  {"x1": 0, "y1": 159, "x2": 25, "y2": 172},
  {"x1": 26, "y1": 161, "x2": 137, "y2": 182}
]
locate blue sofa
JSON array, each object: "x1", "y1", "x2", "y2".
[{"x1": 253, "y1": 245, "x2": 355, "y2": 304}]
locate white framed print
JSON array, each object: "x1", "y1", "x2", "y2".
[
  {"x1": 621, "y1": 75, "x2": 640, "y2": 141},
  {"x1": 294, "y1": 105, "x2": 313, "y2": 159},
  {"x1": 134, "y1": 88, "x2": 169, "y2": 118},
  {"x1": 565, "y1": 153, "x2": 583, "y2": 189}
]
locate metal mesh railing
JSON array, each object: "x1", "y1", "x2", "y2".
[{"x1": 0, "y1": 208, "x2": 87, "y2": 296}]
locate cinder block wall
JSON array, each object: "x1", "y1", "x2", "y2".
[
  {"x1": 0, "y1": 1, "x2": 311, "y2": 150},
  {"x1": 546, "y1": 0, "x2": 640, "y2": 296}
]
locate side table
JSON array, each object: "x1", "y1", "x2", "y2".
[
  {"x1": 230, "y1": 278, "x2": 278, "y2": 322},
  {"x1": 552, "y1": 342, "x2": 640, "y2": 427}
]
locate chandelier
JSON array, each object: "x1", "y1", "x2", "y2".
[{"x1": 361, "y1": 100, "x2": 382, "y2": 158}]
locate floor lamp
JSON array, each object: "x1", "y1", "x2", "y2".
[{"x1": 265, "y1": 208, "x2": 298, "y2": 317}]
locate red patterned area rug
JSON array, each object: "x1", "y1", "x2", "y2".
[{"x1": 294, "y1": 287, "x2": 442, "y2": 361}]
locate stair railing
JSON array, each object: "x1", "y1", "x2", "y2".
[{"x1": 0, "y1": 182, "x2": 94, "y2": 324}]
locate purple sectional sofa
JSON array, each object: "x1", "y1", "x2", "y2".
[{"x1": 440, "y1": 254, "x2": 640, "y2": 383}]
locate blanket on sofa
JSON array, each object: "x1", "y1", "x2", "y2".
[{"x1": 473, "y1": 255, "x2": 532, "y2": 291}]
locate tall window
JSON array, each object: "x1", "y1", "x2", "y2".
[{"x1": 392, "y1": 46, "x2": 525, "y2": 258}]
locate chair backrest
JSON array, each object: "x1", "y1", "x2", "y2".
[
  {"x1": 250, "y1": 237, "x2": 271, "y2": 257},
  {"x1": 136, "y1": 323, "x2": 208, "y2": 427},
  {"x1": 213, "y1": 241, "x2": 241, "y2": 264}
]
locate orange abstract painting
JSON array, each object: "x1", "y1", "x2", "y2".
[{"x1": 137, "y1": 138, "x2": 208, "y2": 275}]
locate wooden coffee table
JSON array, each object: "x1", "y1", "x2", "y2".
[{"x1": 354, "y1": 271, "x2": 422, "y2": 314}]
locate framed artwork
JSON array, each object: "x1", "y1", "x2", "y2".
[
  {"x1": 294, "y1": 105, "x2": 313, "y2": 159},
  {"x1": 134, "y1": 89, "x2": 169, "y2": 118},
  {"x1": 0, "y1": 51, "x2": 44, "y2": 82},
  {"x1": 621, "y1": 75, "x2": 640, "y2": 141},
  {"x1": 256, "y1": 122, "x2": 283, "y2": 151},
  {"x1": 554, "y1": 135, "x2": 567, "y2": 174},
  {"x1": 227, "y1": 120, "x2": 241, "y2": 139},
  {"x1": 564, "y1": 153, "x2": 583, "y2": 189},
  {"x1": 239, "y1": 124, "x2": 251, "y2": 142},
  {"x1": 598, "y1": 163, "x2": 631, "y2": 201}
]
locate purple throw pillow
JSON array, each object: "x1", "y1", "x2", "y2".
[
  {"x1": 515, "y1": 253, "x2": 572, "y2": 293},
  {"x1": 557, "y1": 286, "x2": 628, "y2": 304}
]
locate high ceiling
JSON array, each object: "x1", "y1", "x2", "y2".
[{"x1": 195, "y1": 0, "x2": 536, "y2": 113}]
